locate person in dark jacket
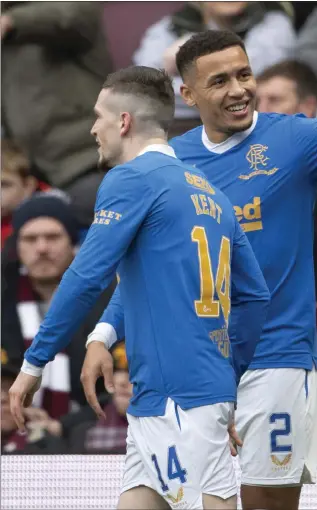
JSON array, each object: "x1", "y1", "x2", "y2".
[{"x1": 1, "y1": 2, "x2": 113, "y2": 226}]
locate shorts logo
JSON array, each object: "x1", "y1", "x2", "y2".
[
  {"x1": 239, "y1": 144, "x2": 279, "y2": 180},
  {"x1": 271, "y1": 454, "x2": 292, "y2": 469},
  {"x1": 166, "y1": 487, "x2": 186, "y2": 507}
]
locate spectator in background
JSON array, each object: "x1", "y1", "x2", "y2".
[
  {"x1": 296, "y1": 7, "x2": 317, "y2": 78},
  {"x1": 1, "y1": 192, "x2": 116, "y2": 420},
  {"x1": 134, "y1": 1, "x2": 296, "y2": 137},
  {"x1": 1, "y1": 2, "x2": 112, "y2": 227},
  {"x1": 256, "y1": 60, "x2": 317, "y2": 117},
  {"x1": 1, "y1": 347, "x2": 65, "y2": 454},
  {"x1": 1, "y1": 139, "x2": 50, "y2": 249},
  {"x1": 24, "y1": 341, "x2": 132, "y2": 454}
]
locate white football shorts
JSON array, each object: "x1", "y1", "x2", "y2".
[
  {"x1": 121, "y1": 397, "x2": 237, "y2": 509},
  {"x1": 236, "y1": 367, "x2": 317, "y2": 486}
]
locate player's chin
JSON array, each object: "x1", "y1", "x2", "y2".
[
  {"x1": 97, "y1": 154, "x2": 109, "y2": 170},
  {"x1": 224, "y1": 103, "x2": 254, "y2": 131},
  {"x1": 226, "y1": 114, "x2": 253, "y2": 133}
]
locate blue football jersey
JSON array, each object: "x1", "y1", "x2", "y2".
[
  {"x1": 170, "y1": 112, "x2": 317, "y2": 370},
  {"x1": 25, "y1": 146, "x2": 269, "y2": 417}
]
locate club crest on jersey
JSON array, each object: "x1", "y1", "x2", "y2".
[
  {"x1": 271, "y1": 454, "x2": 292, "y2": 470},
  {"x1": 239, "y1": 144, "x2": 279, "y2": 180}
]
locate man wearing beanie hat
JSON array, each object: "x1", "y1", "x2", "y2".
[
  {"x1": 2, "y1": 191, "x2": 116, "y2": 420},
  {"x1": 12, "y1": 191, "x2": 79, "y2": 246}
]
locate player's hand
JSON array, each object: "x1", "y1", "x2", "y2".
[
  {"x1": 228, "y1": 422, "x2": 242, "y2": 456},
  {"x1": 80, "y1": 342, "x2": 114, "y2": 419},
  {"x1": 9, "y1": 372, "x2": 42, "y2": 432}
]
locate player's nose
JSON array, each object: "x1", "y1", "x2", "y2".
[
  {"x1": 227, "y1": 78, "x2": 245, "y2": 98},
  {"x1": 91, "y1": 122, "x2": 97, "y2": 138}
]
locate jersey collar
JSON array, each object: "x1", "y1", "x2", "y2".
[
  {"x1": 138, "y1": 144, "x2": 177, "y2": 158},
  {"x1": 202, "y1": 111, "x2": 258, "y2": 154}
]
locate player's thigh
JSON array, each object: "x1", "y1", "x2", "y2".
[
  {"x1": 240, "y1": 485, "x2": 301, "y2": 510},
  {"x1": 236, "y1": 368, "x2": 309, "y2": 487},
  {"x1": 118, "y1": 486, "x2": 170, "y2": 510},
  {"x1": 188, "y1": 403, "x2": 237, "y2": 501},
  {"x1": 120, "y1": 425, "x2": 155, "y2": 498},
  {"x1": 129, "y1": 399, "x2": 237, "y2": 509},
  {"x1": 203, "y1": 493, "x2": 237, "y2": 510}
]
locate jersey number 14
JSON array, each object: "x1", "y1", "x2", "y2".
[{"x1": 191, "y1": 226, "x2": 230, "y2": 324}]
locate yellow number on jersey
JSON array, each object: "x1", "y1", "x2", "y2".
[{"x1": 191, "y1": 226, "x2": 231, "y2": 324}]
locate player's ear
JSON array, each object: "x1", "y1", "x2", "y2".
[
  {"x1": 299, "y1": 96, "x2": 317, "y2": 119},
  {"x1": 180, "y1": 84, "x2": 196, "y2": 108},
  {"x1": 120, "y1": 112, "x2": 132, "y2": 136}
]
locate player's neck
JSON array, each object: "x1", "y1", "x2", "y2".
[
  {"x1": 203, "y1": 126, "x2": 232, "y2": 144},
  {"x1": 121, "y1": 136, "x2": 168, "y2": 164}
]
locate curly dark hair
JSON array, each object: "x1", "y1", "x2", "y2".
[{"x1": 176, "y1": 30, "x2": 246, "y2": 79}]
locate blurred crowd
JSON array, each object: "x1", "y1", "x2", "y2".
[{"x1": 1, "y1": 1, "x2": 317, "y2": 455}]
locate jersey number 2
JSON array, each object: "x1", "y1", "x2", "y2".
[{"x1": 191, "y1": 226, "x2": 230, "y2": 323}]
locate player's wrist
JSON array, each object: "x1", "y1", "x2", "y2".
[
  {"x1": 86, "y1": 335, "x2": 108, "y2": 349},
  {"x1": 86, "y1": 322, "x2": 117, "y2": 350},
  {"x1": 21, "y1": 359, "x2": 44, "y2": 377}
]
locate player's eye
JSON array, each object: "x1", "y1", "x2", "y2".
[
  {"x1": 213, "y1": 78, "x2": 225, "y2": 87},
  {"x1": 239, "y1": 71, "x2": 252, "y2": 80}
]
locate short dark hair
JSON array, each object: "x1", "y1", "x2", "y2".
[
  {"x1": 176, "y1": 30, "x2": 246, "y2": 79},
  {"x1": 102, "y1": 66, "x2": 175, "y2": 133},
  {"x1": 257, "y1": 60, "x2": 317, "y2": 100}
]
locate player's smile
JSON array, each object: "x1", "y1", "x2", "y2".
[{"x1": 225, "y1": 100, "x2": 251, "y2": 119}]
